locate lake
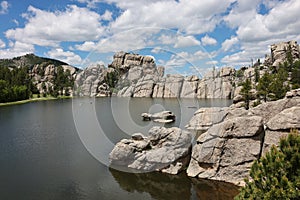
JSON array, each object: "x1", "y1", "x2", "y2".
[{"x1": 0, "y1": 97, "x2": 239, "y2": 200}]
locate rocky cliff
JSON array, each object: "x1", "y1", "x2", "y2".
[
  {"x1": 74, "y1": 64, "x2": 116, "y2": 97},
  {"x1": 77, "y1": 51, "x2": 237, "y2": 98},
  {"x1": 186, "y1": 92, "x2": 300, "y2": 185},
  {"x1": 76, "y1": 40, "x2": 300, "y2": 99},
  {"x1": 1, "y1": 40, "x2": 298, "y2": 99}
]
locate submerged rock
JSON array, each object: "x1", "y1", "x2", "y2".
[{"x1": 109, "y1": 126, "x2": 192, "y2": 174}]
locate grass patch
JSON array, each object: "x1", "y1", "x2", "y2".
[{"x1": 0, "y1": 95, "x2": 72, "y2": 107}]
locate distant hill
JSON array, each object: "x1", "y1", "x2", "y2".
[{"x1": 0, "y1": 53, "x2": 69, "y2": 69}]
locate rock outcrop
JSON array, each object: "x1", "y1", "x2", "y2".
[
  {"x1": 180, "y1": 75, "x2": 199, "y2": 98},
  {"x1": 185, "y1": 107, "x2": 229, "y2": 132},
  {"x1": 186, "y1": 94, "x2": 300, "y2": 185},
  {"x1": 187, "y1": 116, "x2": 264, "y2": 185},
  {"x1": 109, "y1": 126, "x2": 192, "y2": 174},
  {"x1": 74, "y1": 64, "x2": 116, "y2": 97},
  {"x1": 92, "y1": 51, "x2": 237, "y2": 99},
  {"x1": 197, "y1": 67, "x2": 235, "y2": 99},
  {"x1": 114, "y1": 56, "x2": 236, "y2": 99},
  {"x1": 74, "y1": 41, "x2": 300, "y2": 99},
  {"x1": 271, "y1": 40, "x2": 300, "y2": 67},
  {"x1": 31, "y1": 64, "x2": 78, "y2": 95}
]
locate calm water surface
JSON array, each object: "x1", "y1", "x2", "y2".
[{"x1": 0, "y1": 97, "x2": 239, "y2": 200}]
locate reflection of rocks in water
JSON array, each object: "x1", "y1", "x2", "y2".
[
  {"x1": 109, "y1": 168, "x2": 191, "y2": 200},
  {"x1": 191, "y1": 178, "x2": 240, "y2": 200},
  {"x1": 55, "y1": 181, "x2": 87, "y2": 200}
]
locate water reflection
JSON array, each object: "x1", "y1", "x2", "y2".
[
  {"x1": 110, "y1": 168, "x2": 240, "y2": 200},
  {"x1": 191, "y1": 178, "x2": 240, "y2": 200},
  {"x1": 109, "y1": 168, "x2": 191, "y2": 200},
  {"x1": 55, "y1": 181, "x2": 87, "y2": 200}
]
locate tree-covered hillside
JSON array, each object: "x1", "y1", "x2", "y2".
[
  {"x1": 0, "y1": 53, "x2": 68, "y2": 69},
  {"x1": 0, "y1": 54, "x2": 76, "y2": 103}
]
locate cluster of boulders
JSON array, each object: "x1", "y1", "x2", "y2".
[
  {"x1": 109, "y1": 126, "x2": 192, "y2": 174},
  {"x1": 106, "y1": 41, "x2": 300, "y2": 186},
  {"x1": 109, "y1": 93, "x2": 300, "y2": 186},
  {"x1": 187, "y1": 94, "x2": 300, "y2": 185}
]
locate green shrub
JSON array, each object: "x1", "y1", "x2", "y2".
[{"x1": 235, "y1": 129, "x2": 300, "y2": 200}]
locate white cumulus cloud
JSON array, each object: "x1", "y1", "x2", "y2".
[
  {"x1": 108, "y1": 0, "x2": 234, "y2": 34},
  {"x1": 0, "y1": 41, "x2": 34, "y2": 59},
  {"x1": 201, "y1": 35, "x2": 217, "y2": 46},
  {"x1": 46, "y1": 48, "x2": 82, "y2": 65},
  {"x1": 221, "y1": 36, "x2": 239, "y2": 52},
  {"x1": 5, "y1": 5, "x2": 105, "y2": 47},
  {"x1": 174, "y1": 35, "x2": 201, "y2": 48}
]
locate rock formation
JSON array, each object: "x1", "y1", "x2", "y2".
[
  {"x1": 72, "y1": 40, "x2": 300, "y2": 99},
  {"x1": 1, "y1": 40, "x2": 299, "y2": 99},
  {"x1": 271, "y1": 40, "x2": 300, "y2": 67},
  {"x1": 112, "y1": 53, "x2": 237, "y2": 99},
  {"x1": 74, "y1": 64, "x2": 116, "y2": 97},
  {"x1": 109, "y1": 92, "x2": 300, "y2": 185},
  {"x1": 187, "y1": 116, "x2": 264, "y2": 185},
  {"x1": 185, "y1": 107, "x2": 229, "y2": 132},
  {"x1": 109, "y1": 126, "x2": 192, "y2": 174},
  {"x1": 186, "y1": 94, "x2": 300, "y2": 185},
  {"x1": 197, "y1": 67, "x2": 235, "y2": 99},
  {"x1": 141, "y1": 111, "x2": 176, "y2": 123},
  {"x1": 31, "y1": 63, "x2": 78, "y2": 95}
]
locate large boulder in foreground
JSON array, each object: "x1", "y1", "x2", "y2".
[
  {"x1": 109, "y1": 126, "x2": 192, "y2": 174},
  {"x1": 186, "y1": 95, "x2": 300, "y2": 186},
  {"x1": 187, "y1": 116, "x2": 264, "y2": 186}
]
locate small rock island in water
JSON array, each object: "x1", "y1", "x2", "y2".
[{"x1": 141, "y1": 111, "x2": 176, "y2": 123}]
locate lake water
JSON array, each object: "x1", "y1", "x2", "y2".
[{"x1": 0, "y1": 97, "x2": 239, "y2": 200}]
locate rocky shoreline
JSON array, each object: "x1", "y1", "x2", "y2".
[{"x1": 109, "y1": 92, "x2": 300, "y2": 186}]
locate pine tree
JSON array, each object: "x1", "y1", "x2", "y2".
[
  {"x1": 257, "y1": 72, "x2": 271, "y2": 102},
  {"x1": 235, "y1": 129, "x2": 300, "y2": 200},
  {"x1": 240, "y1": 78, "x2": 252, "y2": 110},
  {"x1": 291, "y1": 60, "x2": 300, "y2": 88},
  {"x1": 269, "y1": 68, "x2": 289, "y2": 100}
]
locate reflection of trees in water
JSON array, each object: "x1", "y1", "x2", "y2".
[
  {"x1": 191, "y1": 178, "x2": 240, "y2": 200},
  {"x1": 109, "y1": 168, "x2": 191, "y2": 200},
  {"x1": 110, "y1": 168, "x2": 240, "y2": 200}
]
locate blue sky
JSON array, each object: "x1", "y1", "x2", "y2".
[{"x1": 0, "y1": 0, "x2": 299, "y2": 76}]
